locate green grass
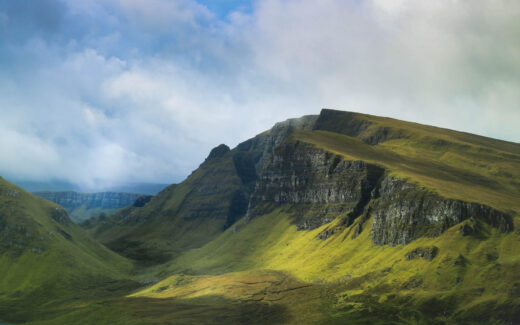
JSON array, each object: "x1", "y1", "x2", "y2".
[
  {"x1": 70, "y1": 204, "x2": 118, "y2": 222},
  {"x1": 145, "y1": 207, "x2": 520, "y2": 323},
  {"x1": 0, "y1": 177, "x2": 137, "y2": 323}
]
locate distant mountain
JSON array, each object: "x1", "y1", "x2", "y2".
[
  {"x1": 103, "y1": 183, "x2": 169, "y2": 195},
  {"x1": 8, "y1": 179, "x2": 168, "y2": 195},
  {"x1": 33, "y1": 191, "x2": 150, "y2": 222}
]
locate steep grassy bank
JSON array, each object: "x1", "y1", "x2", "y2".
[{"x1": 0, "y1": 177, "x2": 137, "y2": 323}]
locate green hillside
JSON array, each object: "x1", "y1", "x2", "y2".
[
  {"x1": 4, "y1": 109, "x2": 520, "y2": 324},
  {"x1": 0, "y1": 177, "x2": 135, "y2": 324}
]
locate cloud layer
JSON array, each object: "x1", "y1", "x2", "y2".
[{"x1": 0, "y1": 0, "x2": 519, "y2": 190}]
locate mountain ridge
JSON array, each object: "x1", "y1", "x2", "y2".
[{"x1": 3, "y1": 109, "x2": 519, "y2": 324}]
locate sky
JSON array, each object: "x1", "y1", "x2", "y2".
[{"x1": 0, "y1": 0, "x2": 519, "y2": 191}]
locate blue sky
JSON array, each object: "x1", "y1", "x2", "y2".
[
  {"x1": 0, "y1": 0, "x2": 519, "y2": 190},
  {"x1": 198, "y1": 0, "x2": 252, "y2": 18}
]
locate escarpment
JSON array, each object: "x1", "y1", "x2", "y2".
[
  {"x1": 370, "y1": 177, "x2": 513, "y2": 245},
  {"x1": 247, "y1": 141, "x2": 384, "y2": 230},
  {"x1": 246, "y1": 139, "x2": 513, "y2": 246}
]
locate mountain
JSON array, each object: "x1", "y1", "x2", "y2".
[
  {"x1": 0, "y1": 177, "x2": 135, "y2": 324},
  {"x1": 4, "y1": 109, "x2": 520, "y2": 324},
  {"x1": 78, "y1": 109, "x2": 520, "y2": 324},
  {"x1": 33, "y1": 191, "x2": 149, "y2": 222}
]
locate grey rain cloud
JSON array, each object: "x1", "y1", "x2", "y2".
[{"x1": 0, "y1": 0, "x2": 519, "y2": 190}]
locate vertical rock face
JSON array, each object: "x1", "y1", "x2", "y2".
[
  {"x1": 247, "y1": 141, "x2": 384, "y2": 229},
  {"x1": 250, "y1": 142, "x2": 382, "y2": 205},
  {"x1": 370, "y1": 177, "x2": 513, "y2": 246}
]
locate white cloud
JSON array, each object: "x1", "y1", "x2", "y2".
[{"x1": 0, "y1": 0, "x2": 519, "y2": 190}]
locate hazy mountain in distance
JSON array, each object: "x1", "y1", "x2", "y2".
[{"x1": 7, "y1": 179, "x2": 169, "y2": 195}]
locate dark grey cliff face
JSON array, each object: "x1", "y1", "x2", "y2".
[
  {"x1": 250, "y1": 142, "x2": 383, "y2": 205},
  {"x1": 247, "y1": 141, "x2": 384, "y2": 230},
  {"x1": 370, "y1": 177, "x2": 513, "y2": 246},
  {"x1": 246, "y1": 140, "x2": 513, "y2": 246}
]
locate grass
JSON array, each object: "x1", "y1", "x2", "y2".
[
  {"x1": 70, "y1": 204, "x2": 118, "y2": 222},
  {"x1": 0, "y1": 177, "x2": 136, "y2": 323},
  {"x1": 149, "y1": 207, "x2": 520, "y2": 323}
]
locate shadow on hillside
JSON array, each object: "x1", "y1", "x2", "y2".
[
  {"x1": 1, "y1": 294, "x2": 290, "y2": 324},
  {"x1": 119, "y1": 296, "x2": 290, "y2": 324}
]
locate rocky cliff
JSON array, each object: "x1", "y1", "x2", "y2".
[
  {"x1": 247, "y1": 141, "x2": 384, "y2": 230},
  {"x1": 247, "y1": 139, "x2": 513, "y2": 246},
  {"x1": 369, "y1": 177, "x2": 513, "y2": 245}
]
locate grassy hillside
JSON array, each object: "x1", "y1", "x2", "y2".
[
  {"x1": 0, "y1": 177, "x2": 136, "y2": 324},
  {"x1": 139, "y1": 207, "x2": 520, "y2": 323}
]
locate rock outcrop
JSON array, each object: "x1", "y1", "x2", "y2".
[
  {"x1": 247, "y1": 141, "x2": 384, "y2": 229},
  {"x1": 370, "y1": 177, "x2": 513, "y2": 246}
]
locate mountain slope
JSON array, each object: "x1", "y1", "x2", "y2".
[
  {"x1": 0, "y1": 177, "x2": 135, "y2": 323},
  {"x1": 81, "y1": 117, "x2": 317, "y2": 265},
  {"x1": 78, "y1": 109, "x2": 520, "y2": 323}
]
